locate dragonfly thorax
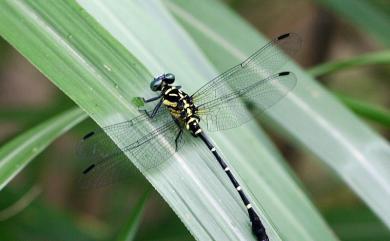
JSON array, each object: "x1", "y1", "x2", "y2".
[{"x1": 161, "y1": 85, "x2": 202, "y2": 136}]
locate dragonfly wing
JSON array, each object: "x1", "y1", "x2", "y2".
[
  {"x1": 124, "y1": 121, "x2": 185, "y2": 170},
  {"x1": 197, "y1": 72, "x2": 297, "y2": 131},
  {"x1": 76, "y1": 107, "x2": 184, "y2": 189},
  {"x1": 192, "y1": 33, "x2": 301, "y2": 107}
]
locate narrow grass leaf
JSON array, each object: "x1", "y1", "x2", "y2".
[
  {"x1": 116, "y1": 190, "x2": 150, "y2": 241},
  {"x1": 313, "y1": 0, "x2": 390, "y2": 46},
  {"x1": 334, "y1": 93, "x2": 390, "y2": 128},
  {"x1": 0, "y1": 108, "x2": 86, "y2": 190},
  {"x1": 308, "y1": 50, "x2": 390, "y2": 77},
  {"x1": 308, "y1": 50, "x2": 390, "y2": 126},
  {"x1": 0, "y1": 187, "x2": 97, "y2": 241}
]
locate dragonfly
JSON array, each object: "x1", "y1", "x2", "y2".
[{"x1": 77, "y1": 33, "x2": 301, "y2": 241}]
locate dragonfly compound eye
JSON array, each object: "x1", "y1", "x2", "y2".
[
  {"x1": 164, "y1": 73, "x2": 175, "y2": 84},
  {"x1": 150, "y1": 77, "x2": 163, "y2": 91}
]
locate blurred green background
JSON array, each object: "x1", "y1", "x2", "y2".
[{"x1": 0, "y1": 0, "x2": 389, "y2": 241}]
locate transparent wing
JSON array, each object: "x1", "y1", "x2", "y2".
[
  {"x1": 197, "y1": 72, "x2": 297, "y2": 131},
  {"x1": 76, "y1": 107, "x2": 185, "y2": 189},
  {"x1": 192, "y1": 33, "x2": 301, "y2": 107}
]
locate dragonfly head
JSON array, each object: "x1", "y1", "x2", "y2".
[{"x1": 150, "y1": 73, "x2": 175, "y2": 91}]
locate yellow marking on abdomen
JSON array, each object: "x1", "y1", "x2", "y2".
[
  {"x1": 188, "y1": 117, "x2": 198, "y2": 123},
  {"x1": 186, "y1": 108, "x2": 193, "y2": 115}
]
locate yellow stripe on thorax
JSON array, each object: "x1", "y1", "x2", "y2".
[
  {"x1": 163, "y1": 99, "x2": 177, "y2": 107},
  {"x1": 164, "y1": 86, "x2": 176, "y2": 95}
]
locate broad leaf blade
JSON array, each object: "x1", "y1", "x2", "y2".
[
  {"x1": 76, "y1": 1, "x2": 343, "y2": 240},
  {"x1": 166, "y1": 0, "x2": 390, "y2": 231},
  {"x1": 0, "y1": 1, "x2": 276, "y2": 240}
]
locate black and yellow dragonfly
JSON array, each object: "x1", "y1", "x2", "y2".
[{"x1": 77, "y1": 33, "x2": 301, "y2": 241}]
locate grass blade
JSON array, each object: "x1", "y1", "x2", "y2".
[
  {"x1": 308, "y1": 50, "x2": 390, "y2": 77},
  {"x1": 79, "y1": 1, "x2": 343, "y2": 240},
  {"x1": 0, "y1": 108, "x2": 86, "y2": 190},
  {"x1": 307, "y1": 50, "x2": 390, "y2": 127},
  {"x1": 166, "y1": 0, "x2": 390, "y2": 233},
  {"x1": 116, "y1": 190, "x2": 150, "y2": 241},
  {"x1": 0, "y1": 185, "x2": 41, "y2": 221},
  {"x1": 0, "y1": 186, "x2": 97, "y2": 241},
  {"x1": 313, "y1": 0, "x2": 390, "y2": 46},
  {"x1": 0, "y1": 0, "x2": 283, "y2": 240},
  {"x1": 334, "y1": 93, "x2": 390, "y2": 127}
]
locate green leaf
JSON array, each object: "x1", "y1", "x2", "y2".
[
  {"x1": 1, "y1": 1, "x2": 278, "y2": 240},
  {"x1": 116, "y1": 190, "x2": 150, "y2": 241},
  {"x1": 74, "y1": 1, "x2": 336, "y2": 240},
  {"x1": 0, "y1": 186, "x2": 97, "y2": 241},
  {"x1": 308, "y1": 50, "x2": 390, "y2": 77},
  {"x1": 323, "y1": 204, "x2": 390, "y2": 241},
  {"x1": 334, "y1": 92, "x2": 390, "y2": 127},
  {"x1": 1, "y1": 1, "x2": 388, "y2": 241},
  {"x1": 312, "y1": 0, "x2": 390, "y2": 46},
  {"x1": 165, "y1": 0, "x2": 390, "y2": 235},
  {"x1": 0, "y1": 107, "x2": 86, "y2": 190},
  {"x1": 307, "y1": 50, "x2": 390, "y2": 127}
]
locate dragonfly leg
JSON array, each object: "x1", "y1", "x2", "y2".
[
  {"x1": 142, "y1": 95, "x2": 161, "y2": 103},
  {"x1": 150, "y1": 99, "x2": 163, "y2": 118},
  {"x1": 174, "y1": 129, "x2": 183, "y2": 151},
  {"x1": 173, "y1": 119, "x2": 183, "y2": 151},
  {"x1": 141, "y1": 98, "x2": 163, "y2": 119}
]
